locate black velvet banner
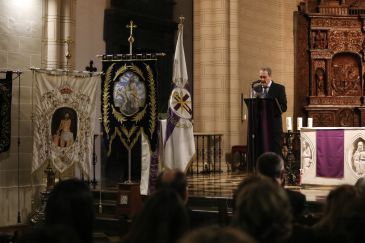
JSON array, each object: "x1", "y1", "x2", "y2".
[
  {"x1": 0, "y1": 72, "x2": 13, "y2": 153},
  {"x1": 102, "y1": 59, "x2": 159, "y2": 183}
]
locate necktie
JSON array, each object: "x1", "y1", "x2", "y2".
[{"x1": 263, "y1": 87, "x2": 268, "y2": 97}]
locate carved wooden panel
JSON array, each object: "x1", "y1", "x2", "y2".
[
  {"x1": 297, "y1": 1, "x2": 365, "y2": 127},
  {"x1": 331, "y1": 53, "x2": 361, "y2": 96},
  {"x1": 328, "y1": 30, "x2": 362, "y2": 52},
  {"x1": 338, "y1": 108, "x2": 354, "y2": 127},
  {"x1": 311, "y1": 30, "x2": 328, "y2": 49},
  {"x1": 308, "y1": 96, "x2": 361, "y2": 105},
  {"x1": 307, "y1": 108, "x2": 360, "y2": 127},
  {"x1": 310, "y1": 112, "x2": 335, "y2": 127},
  {"x1": 311, "y1": 18, "x2": 361, "y2": 28}
]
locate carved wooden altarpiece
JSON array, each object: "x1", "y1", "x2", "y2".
[{"x1": 295, "y1": 0, "x2": 365, "y2": 127}]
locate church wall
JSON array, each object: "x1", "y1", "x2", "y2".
[
  {"x1": 193, "y1": 0, "x2": 240, "y2": 158},
  {"x1": 74, "y1": 0, "x2": 107, "y2": 183},
  {"x1": 0, "y1": 0, "x2": 107, "y2": 227},
  {"x1": 193, "y1": 0, "x2": 300, "y2": 158},
  {"x1": 239, "y1": 0, "x2": 300, "y2": 142},
  {"x1": 0, "y1": 0, "x2": 42, "y2": 226}
]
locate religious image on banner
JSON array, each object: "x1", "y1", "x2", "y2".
[
  {"x1": 162, "y1": 21, "x2": 196, "y2": 172},
  {"x1": 0, "y1": 72, "x2": 13, "y2": 153},
  {"x1": 102, "y1": 59, "x2": 159, "y2": 194},
  {"x1": 32, "y1": 70, "x2": 99, "y2": 178},
  {"x1": 350, "y1": 137, "x2": 365, "y2": 175}
]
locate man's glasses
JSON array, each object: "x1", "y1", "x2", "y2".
[{"x1": 259, "y1": 76, "x2": 267, "y2": 78}]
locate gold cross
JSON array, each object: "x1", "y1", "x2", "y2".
[
  {"x1": 63, "y1": 37, "x2": 73, "y2": 72},
  {"x1": 126, "y1": 20, "x2": 137, "y2": 54},
  {"x1": 64, "y1": 37, "x2": 74, "y2": 60},
  {"x1": 126, "y1": 20, "x2": 137, "y2": 37}
]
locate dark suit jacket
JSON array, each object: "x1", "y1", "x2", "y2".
[{"x1": 253, "y1": 81, "x2": 287, "y2": 155}]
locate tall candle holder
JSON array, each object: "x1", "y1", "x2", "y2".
[
  {"x1": 285, "y1": 130, "x2": 298, "y2": 185},
  {"x1": 30, "y1": 163, "x2": 56, "y2": 224}
]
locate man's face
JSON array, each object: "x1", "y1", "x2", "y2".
[
  {"x1": 259, "y1": 70, "x2": 271, "y2": 87},
  {"x1": 359, "y1": 142, "x2": 363, "y2": 151}
]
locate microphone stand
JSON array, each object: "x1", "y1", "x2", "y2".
[{"x1": 249, "y1": 83, "x2": 257, "y2": 172}]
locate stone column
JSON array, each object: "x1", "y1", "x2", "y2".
[{"x1": 42, "y1": 0, "x2": 76, "y2": 69}]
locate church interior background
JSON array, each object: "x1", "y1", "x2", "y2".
[{"x1": 0, "y1": 0, "x2": 301, "y2": 226}]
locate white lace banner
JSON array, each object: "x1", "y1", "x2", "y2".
[{"x1": 32, "y1": 70, "x2": 99, "y2": 177}]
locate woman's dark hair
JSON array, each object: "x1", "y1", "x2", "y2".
[
  {"x1": 45, "y1": 179, "x2": 94, "y2": 243},
  {"x1": 232, "y1": 176, "x2": 292, "y2": 243},
  {"x1": 123, "y1": 188, "x2": 189, "y2": 243},
  {"x1": 313, "y1": 184, "x2": 359, "y2": 241}
]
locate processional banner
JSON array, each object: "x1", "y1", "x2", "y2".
[
  {"x1": 32, "y1": 69, "x2": 99, "y2": 177},
  {"x1": 161, "y1": 26, "x2": 195, "y2": 172},
  {"x1": 102, "y1": 57, "x2": 159, "y2": 194},
  {"x1": 0, "y1": 72, "x2": 13, "y2": 153}
]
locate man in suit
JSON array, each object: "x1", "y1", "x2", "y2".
[
  {"x1": 256, "y1": 152, "x2": 306, "y2": 219},
  {"x1": 253, "y1": 67, "x2": 287, "y2": 156}
]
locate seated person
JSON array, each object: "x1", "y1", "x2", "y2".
[
  {"x1": 256, "y1": 152, "x2": 307, "y2": 219},
  {"x1": 44, "y1": 179, "x2": 94, "y2": 243}
]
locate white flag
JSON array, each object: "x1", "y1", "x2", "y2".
[{"x1": 162, "y1": 24, "x2": 195, "y2": 172}]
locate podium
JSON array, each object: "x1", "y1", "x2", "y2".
[{"x1": 244, "y1": 98, "x2": 281, "y2": 171}]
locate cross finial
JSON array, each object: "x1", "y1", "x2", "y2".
[
  {"x1": 178, "y1": 16, "x2": 185, "y2": 32},
  {"x1": 85, "y1": 60, "x2": 97, "y2": 76},
  {"x1": 63, "y1": 37, "x2": 74, "y2": 71},
  {"x1": 126, "y1": 20, "x2": 137, "y2": 55},
  {"x1": 64, "y1": 37, "x2": 74, "y2": 60}
]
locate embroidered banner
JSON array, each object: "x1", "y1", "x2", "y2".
[
  {"x1": 316, "y1": 130, "x2": 344, "y2": 178},
  {"x1": 162, "y1": 26, "x2": 195, "y2": 172},
  {"x1": 102, "y1": 59, "x2": 159, "y2": 193},
  {"x1": 0, "y1": 72, "x2": 13, "y2": 153},
  {"x1": 32, "y1": 70, "x2": 99, "y2": 177}
]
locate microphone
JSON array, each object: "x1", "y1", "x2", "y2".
[{"x1": 251, "y1": 80, "x2": 261, "y2": 85}]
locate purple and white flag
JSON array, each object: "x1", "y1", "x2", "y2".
[{"x1": 161, "y1": 24, "x2": 195, "y2": 172}]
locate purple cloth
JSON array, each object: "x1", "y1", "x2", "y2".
[
  {"x1": 260, "y1": 100, "x2": 271, "y2": 152},
  {"x1": 316, "y1": 130, "x2": 344, "y2": 178}
]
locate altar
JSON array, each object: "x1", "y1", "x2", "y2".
[{"x1": 300, "y1": 127, "x2": 365, "y2": 186}]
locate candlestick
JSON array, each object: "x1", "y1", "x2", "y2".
[{"x1": 307, "y1": 118, "x2": 313, "y2": 128}]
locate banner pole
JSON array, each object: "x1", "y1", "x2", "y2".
[{"x1": 17, "y1": 71, "x2": 21, "y2": 223}]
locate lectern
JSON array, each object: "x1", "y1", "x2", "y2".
[{"x1": 244, "y1": 98, "x2": 280, "y2": 171}]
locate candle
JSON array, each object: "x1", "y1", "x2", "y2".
[
  {"x1": 307, "y1": 118, "x2": 313, "y2": 128},
  {"x1": 286, "y1": 117, "x2": 293, "y2": 131},
  {"x1": 297, "y1": 117, "x2": 303, "y2": 130}
]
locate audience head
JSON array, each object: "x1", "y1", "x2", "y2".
[
  {"x1": 317, "y1": 184, "x2": 359, "y2": 230},
  {"x1": 355, "y1": 176, "x2": 365, "y2": 194},
  {"x1": 178, "y1": 225, "x2": 257, "y2": 243},
  {"x1": 156, "y1": 169, "x2": 188, "y2": 203},
  {"x1": 256, "y1": 152, "x2": 285, "y2": 186},
  {"x1": 313, "y1": 184, "x2": 360, "y2": 242},
  {"x1": 124, "y1": 188, "x2": 189, "y2": 243},
  {"x1": 45, "y1": 178, "x2": 94, "y2": 243},
  {"x1": 232, "y1": 176, "x2": 292, "y2": 243},
  {"x1": 341, "y1": 193, "x2": 365, "y2": 243},
  {"x1": 16, "y1": 225, "x2": 81, "y2": 243}
]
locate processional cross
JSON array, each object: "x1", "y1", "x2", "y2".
[{"x1": 126, "y1": 20, "x2": 137, "y2": 55}]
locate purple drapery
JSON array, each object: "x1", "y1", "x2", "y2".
[
  {"x1": 316, "y1": 130, "x2": 344, "y2": 178},
  {"x1": 260, "y1": 100, "x2": 271, "y2": 152}
]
